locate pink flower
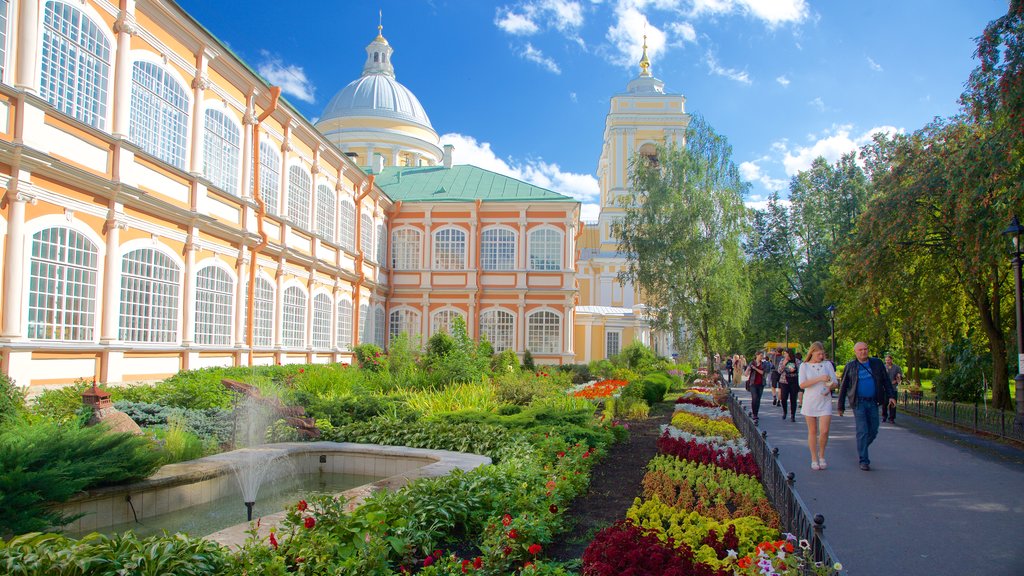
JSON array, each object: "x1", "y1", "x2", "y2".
[{"x1": 423, "y1": 556, "x2": 434, "y2": 567}]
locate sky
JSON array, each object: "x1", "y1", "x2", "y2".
[{"x1": 175, "y1": 0, "x2": 1009, "y2": 222}]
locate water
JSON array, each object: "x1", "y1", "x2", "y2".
[{"x1": 72, "y1": 471, "x2": 379, "y2": 539}]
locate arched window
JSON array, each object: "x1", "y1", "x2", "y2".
[
  {"x1": 389, "y1": 308, "x2": 420, "y2": 344},
  {"x1": 433, "y1": 228, "x2": 466, "y2": 270},
  {"x1": 431, "y1": 309, "x2": 462, "y2": 336},
  {"x1": 119, "y1": 248, "x2": 180, "y2": 343},
  {"x1": 339, "y1": 200, "x2": 356, "y2": 250},
  {"x1": 360, "y1": 214, "x2": 374, "y2": 261},
  {"x1": 255, "y1": 141, "x2": 280, "y2": 215},
  {"x1": 480, "y1": 309, "x2": 514, "y2": 352},
  {"x1": 336, "y1": 299, "x2": 353, "y2": 350},
  {"x1": 374, "y1": 306, "x2": 386, "y2": 347},
  {"x1": 527, "y1": 310, "x2": 560, "y2": 354},
  {"x1": 202, "y1": 108, "x2": 240, "y2": 194},
  {"x1": 194, "y1": 265, "x2": 233, "y2": 346},
  {"x1": 0, "y1": 1, "x2": 11, "y2": 81},
  {"x1": 391, "y1": 229, "x2": 421, "y2": 270},
  {"x1": 528, "y1": 228, "x2": 562, "y2": 271},
  {"x1": 286, "y1": 166, "x2": 311, "y2": 229},
  {"x1": 315, "y1": 185, "x2": 335, "y2": 240},
  {"x1": 130, "y1": 61, "x2": 188, "y2": 169},
  {"x1": 376, "y1": 223, "x2": 387, "y2": 265},
  {"x1": 358, "y1": 303, "x2": 371, "y2": 344},
  {"x1": 40, "y1": 1, "x2": 110, "y2": 129},
  {"x1": 311, "y1": 293, "x2": 332, "y2": 349},
  {"x1": 28, "y1": 227, "x2": 98, "y2": 341},
  {"x1": 281, "y1": 286, "x2": 306, "y2": 348},
  {"x1": 253, "y1": 277, "x2": 274, "y2": 347},
  {"x1": 481, "y1": 228, "x2": 516, "y2": 270}
]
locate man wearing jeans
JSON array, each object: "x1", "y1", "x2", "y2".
[{"x1": 838, "y1": 342, "x2": 896, "y2": 471}]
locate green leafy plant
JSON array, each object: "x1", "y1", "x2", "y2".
[
  {"x1": 0, "y1": 372, "x2": 26, "y2": 427},
  {"x1": 29, "y1": 378, "x2": 94, "y2": 425},
  {"x1": 933, "y1": 337, "x2": 989, "y2": 402},
  {"x1": 160, "y1": 415, "x2": 208, "y2": 463}
]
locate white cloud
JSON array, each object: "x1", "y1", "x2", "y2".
[
  {"x1": 690, "y1": 0, "x2": 809, "y2": 27},
  {"x1": 439, "y1": 133, "x2": 601, "y2": 215},
  {"x1": 704, "y1": 50, "x2": 751, "y2": 84},
  {"x1": 606, "y1": 6, "x2": 668, "y2": 68},
  {"x1": 745, "y1": 197, "x2": 791, "y2": 211},
  {"x1": 866, "y1": 56, "x2": 883, "y2": 72},
  {"x1": 777, "y1": 124, "x2": 900, "y2": 177},
  {"x1": 808, "y1": 96, "x2": 825, "y2": 112},
  {"x1": 776, "y1": 75, "x2": 790, "y2": 87},
  {"x1": 522, "y1": 43, "x2": 562, "y2": 74},
  {"x1": 740, "y1": 160, "x2": 787, "y2": 192},
  {"x1": 257, "y1": 51, "x2": 316, "y2": 103},
  {"x1": 495, "y1": 10, "x2": 540, "y2": 35},
  {"x1": 569, "y1": 91, "x2": 578, "y2": 103},
  {"x1": 495, "y1": 1, "x2": 584, "y2": 36},
  {"x1": 667, "y1": 21, "x2": 698, "y2": 44}
]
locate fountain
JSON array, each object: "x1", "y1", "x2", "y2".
[{"x1": 226, "y1": 392, "x2": 294, "y2": 522}]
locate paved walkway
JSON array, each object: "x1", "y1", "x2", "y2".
[{"x1": 733, "y1": 385, "x2": 1024, "y2": 576}]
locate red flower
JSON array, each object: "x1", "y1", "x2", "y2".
[
  {"x1": 556, "y1": 451, "x2": 565, "y2": 458},
  {"x1": 461, "y1": 559, "x2": 470, "y2": 573},
  {"x1": 525, "y1": 561, "x2": 535, "y2": 569},
  {"x1": 433, "y1": 549, "x2": 443, "y2": 558},
  {"x1": 423, "y1": 556, "x2": 434, "y2": 567},
  {"x1": 304, "y1": 516, "x2": 316, "y2": 529},
  {"x1": 508, "y1": 529, "x2": 519, "y2": 539},
  {"x1": 473, "y1": 556, "x2": 482, "y2": 569},
  {"x1": 299, "y1": 368, "x2": 305, "y2": 373},
  {"x1": 295, "y1": 557, "x2": 304, "y2": 563},
  {"x1": 528, "y1": 543, "x2": 542, "y2": 555},
  {"x1": 549, "y1": 504, "x2": 558, "y2": 514},
  {"x1": 502, "y1": 546, "x2": 512, "y2": 556},
  {"x1": 268, "y1": 532, "x2": 278, "y2": 550},
  {"x1": 502, "y1": 513, "x2": 513, "y2": 526},
  {"x1": 297, "y1": 499, "x2": 308, "y2": 511}
]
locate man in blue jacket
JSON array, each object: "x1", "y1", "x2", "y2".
[{"x1": 838, "y1": 341, "x2": 896, "y2": 471}]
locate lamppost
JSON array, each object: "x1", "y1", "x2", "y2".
[
  {"x1": 785, "y1": 322, "x2": 790, "y2": 352},
  {"x1": 826, "y1": 304, "x2": 836, "y2": 362},
  {"x1": 1002, "y1": 215, "x2": 1024, "y2": 433}
]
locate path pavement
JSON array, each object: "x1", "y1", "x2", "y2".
[{"x1": 733, "y1": 386, "x2": 1024, "y2": 576}]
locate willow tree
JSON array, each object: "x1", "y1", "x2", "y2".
[{"x1": 615, "y1": 115, "x2": 750, "y2": 369}]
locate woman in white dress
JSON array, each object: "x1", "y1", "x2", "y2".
[{"x1": 799, "y1": 341, "x2": 838, "y2": 470}]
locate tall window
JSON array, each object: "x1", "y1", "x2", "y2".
[
  {"x1": 391, "y1": 229, "x2": 421, "y2": 269},
  {"x1": 119, "y1": 248, "x2": 180, "y2": 343},
  {"x1": 358, "y1": 303, "x2": 371, "y2": 344},
  {"x1": 40, "y1": 1, "x2": 110, "y2": 129},
  {"x1": 339, "y1": 200, "x2": 355, "y2": 250},
  {"x1": 389, "y1": 308, "x2": 420, "y2": 344},
  {"x1": 431, "y1": 309, "x2": 462, "y2": 336},
  {"x1": 255, "y1": 141, "x2": 280, "y2": 215},
  {"x1": 374, "y1": 306, "x2": 386, "y2": 348},
  {"x1": 282, "y1": 286, "x2": 306, "y2": 348},
  {"x1": 433, "y1": 228, "x2": 466, "y2": 270},
  {"x1": 336, "y1": 299, "x2": 353, "y2": 350},
  {"x1": 28, "y1": 227, "x2": 98, "y2": 341},
  {"x1": 0, "y1": 1, "x2": 10, "y2": 82},
  {"x1": 528, "y1": 228, "x2": 561, "y2": 271},
  {"x1": 202, "y1": 109, "x2": 240, "y2": 194},
  {"x1": 130, "y1": 61, "x2": 188, "y2": 168},
  {"x1": 286, "y1": 166, "x2": 312, "y2": 229},
  {"x1": 480, "y1": 309, "x2": 514, "y2": 352},
  {"x1": 253, "y1": 277, "x2": 274, "y2": 347},
  {"x1": 527, "y1": 310, "x2": 560, "y2": 354},
  {"x1": 312, "y1": 294, "x2": 331, "y2": 349},
  {"x1": 376, "y1": 223, "x2": 387, "y2": 265},
  {"x1": 194, "y1": 266, "x2": 233, "y2": 345},
  {"x1": 315, "y1": 185, "x2": 335, "y2": 240},
  {"x1": 481, "y1": 228, "x2": 515, "y2": 270},
  {"x1": 606, "y1": 331, "x2": 621, "y2": 357},
  {"x1": 360, "y1": 214, "x2": 374, "y2": 261}
]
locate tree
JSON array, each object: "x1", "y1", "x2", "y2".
[{"x1": 615, "y1": 115, "x2": 750, "y2": 369}]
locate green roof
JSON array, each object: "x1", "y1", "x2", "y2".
[{"x1": 375, "y1": 165, "x2": 577, "y2": 203}]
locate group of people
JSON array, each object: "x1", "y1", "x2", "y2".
[{"x1": 725, "y1": 342, "x2": 901, "y2": 472}]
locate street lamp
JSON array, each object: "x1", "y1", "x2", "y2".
[
  {"x1": 826, "y1": 304, "x2": 836, "y2": 362},
  {"x1": 1002, "y1": 215, "x2": 1024, "y2": 433},
  {"x1": 785, "y1": 322, "x2": 790, "y2": 352}
]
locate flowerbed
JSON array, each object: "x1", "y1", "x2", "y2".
[
  {"x1": 580, "y1": 387, "x2": 841, "y2": 576},
  {"x1": 572, "y1": 379, "x2": 629, "y2": 399}
]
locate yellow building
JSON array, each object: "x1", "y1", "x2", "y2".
[{"x1": 574, "y1": 40, "x2": 690, "y2": 362}]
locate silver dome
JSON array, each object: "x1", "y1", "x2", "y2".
[{"x1": 320, "y1": 74, "x2": 433, "y2": 129}]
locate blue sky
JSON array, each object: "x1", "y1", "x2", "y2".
[{"x1": 176, "y1": 0, "x2": 1008, "y2": 221}]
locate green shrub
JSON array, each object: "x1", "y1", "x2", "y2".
[
  {"x1": 603, "y1": 396, "x2": 650, "y2": 420},
  {"x1": 933, "y1": 338, "x2": 989, "y2": 402},
  {"x1": 522, "y1": 349, "x2": 537, "y2": 371},
  {"x1": 293, "y1": 391, "x2": 412, "y2": 426},
  {"x1": 492, "y1": 348, "x2": 520, "y2": 374},
  {"x1": 30, "y1": 379, "x2": 94, "y2": 425},
  {"x1": 113, "y1": 401, "x2": 233, "y2": 443},
  {"x1": 589, "y1": 358, "x2": 615, "y2": 379},
  {"x1": 0, "y1": 422, "x2": 163, "y2": 536},
  {"x1": 158, "y1": 416, "x2": 209, "y2": 463},
  {"x1": 423, "y1": 316, "x2": 489, "y2": 386},
  {"x1": 615, "y1": 341, "x2": 664, "y2": 374},
  {"x1": 0, "y1": 373, "x2": 26, "y2": 427},
  {"x1": 557, "y1": 363, "x2": 592, "y2": 384},
  {"x1": 493, "y1": 371, "x2": 558, "y2": 406},
  {"x1": 323, "y1": 417, "x2": 530, "y2": 463}
]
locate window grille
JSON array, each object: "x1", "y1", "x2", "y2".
[
  {"x1": 202, "y1": 109, "x2": 240, "y2": 194},
  {"x1": 481, "y1": 228, "x2": 515, "y2": 270},
  {"x1": 130, "y1": 61, "x2": 188, "y2": 168},
  {"x1": 527, "y1": 310, "x2": 560, "y2": 354},
  {"x1": 119, "y1": 248, "x2": 180, "y2": 343},
  {"x1": 28, "y1": 227, "x2": 98, "y2": 341},
  {"x1": 480, "y1": 309, "x2": 514, "y2": 352},
  {"x1": 40, "y1": 1, "x2": 110, "y2": 129},
  {"x1": 433, "y1": 228, "x2": 466, "y2": 270},
  {"x1": 195, "y1": 266, "x2": 233, "y2": 345},
  {"x1": 281, "y1": 286, "x2": 306, "y2": 348}
]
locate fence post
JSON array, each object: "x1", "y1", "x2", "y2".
[{"x1": 813, "y1": 514, "x2": 826, "y2": 560}]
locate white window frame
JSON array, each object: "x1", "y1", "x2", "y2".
[
  {"x1": 336, "y1": 298, "x2": 353, "y2": 350},
  {"x1": 391, "y1": 228, "x2": 421, "y2": 270},
  {"x1": 374, "y1": 306, "x2": 386, "y2": 347},
  {"x1": 194, "y1": 263, "x2": 234, "y2": 346},
  {"x1": 254, "y1": 141, "x2": 281, "y2": 215},
  {"x1": 433, "y1": 227, "x2": 466, "y2": 270},
  {"x1": 339, "y1": 199, "x2": 355, "y2": 250},
  {"x1": 252, "y1": 275, "x2": 274, "y2": 347},
  {"x1": 528, "y1": 227, "x2": 562, "y2": 271},
  {"x1": 27, "y1": 225, "x2": 99, "y2": 341},
  {"x1": 286, "y1": 165, "x2": 312, "y2": 229},
  {"x1": 358, "y1": 303, "x2": 371, "y2": 345},
  {"x1": 389, "y1": 307, "x2": 421, "y2": 344},
  {"x1": 527, "y1": 309, "x2": 561, "y2": 355},
  {"x1": 431, "y1": 308, "x2": 463, "y2": 336},
  {"x1": 0, "y1": 0, "x2": 11, "y2": 83},
  {"x1": 360, "y1": 213, "x2": 374, "y2": 261},
  {"x1": 605, "y1": 330, "x2": 621, "y2": 358},
  {"x1": 481, "y1": 227, "x2": 516, "y2": 271},
  {"x1": 129, "y1": 58, "x2": 189, "y2": 169},
  {"x1": 315, "y1": 184, "x2": 335, "y2": 240},
  {"x1": 40, "y1": 1, "x2": 112, "y2": 129},
  {"x1": 480, "y1": 308, "x2": 515, "y2": 352},
  {"x1": 311, "y1": 293, "x2": 332, "y2": 349},
  {"x1": 376, "y1": 223, "x2": 387, "y2": 265},
  {"x1": 118, "y1": 247, "x2": 181, "y2": 344},
  {"x1": 202, "y1": 106, "x2": 241, "y2": 195},
  {"x1": 281, "y1": 285, "x2": 307, "y2": 348}
]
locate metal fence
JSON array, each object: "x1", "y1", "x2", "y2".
[
  {"x1": 898, "y1": 392, "x2": 1024, "y2": 443},
  {"x1": 726, "y1": 391, "x2": 843, "y2": 572}
]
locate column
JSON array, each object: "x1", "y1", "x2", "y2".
[
  {"x1": 517, "y1": 299, "x2": 526, "y2": 356},
  {"x1": 240, "y1": 95, "x2": 256, "y2": 198},
  {"x1": 2, "y1": 180, "x2": 33, "y2": 340},
  {"x1": 273, "y1": 262, "x2": 284, "y2": 348},
  {"x1": 14, "y1": 0, "x2": 40, "y2": 93},
  {"x1": 181, "y1": 233, "x2": 197, "y2": 346},
  {"x1": 234, "y1": 247, "x2": 248, "y2": 347},
  {"x1": 111, "y1": 4, "x2": 138, "y2": 138},
  {"x1": 305, "y1": 275, "x2": 314, "y2": 352},
  {"x1": 100, "y1": 215, "x2": 127, "y2": 343},
  {"x1": 189, "y1": 49, "x2": 212, "y2": 175}
]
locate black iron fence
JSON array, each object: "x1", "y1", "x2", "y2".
[
  {"x1": 725, "y1": 391, "x2": 843, "y2": 572},
  {"x1": 898, "y1": 392, "x2": 1024, "y2": 443}
]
